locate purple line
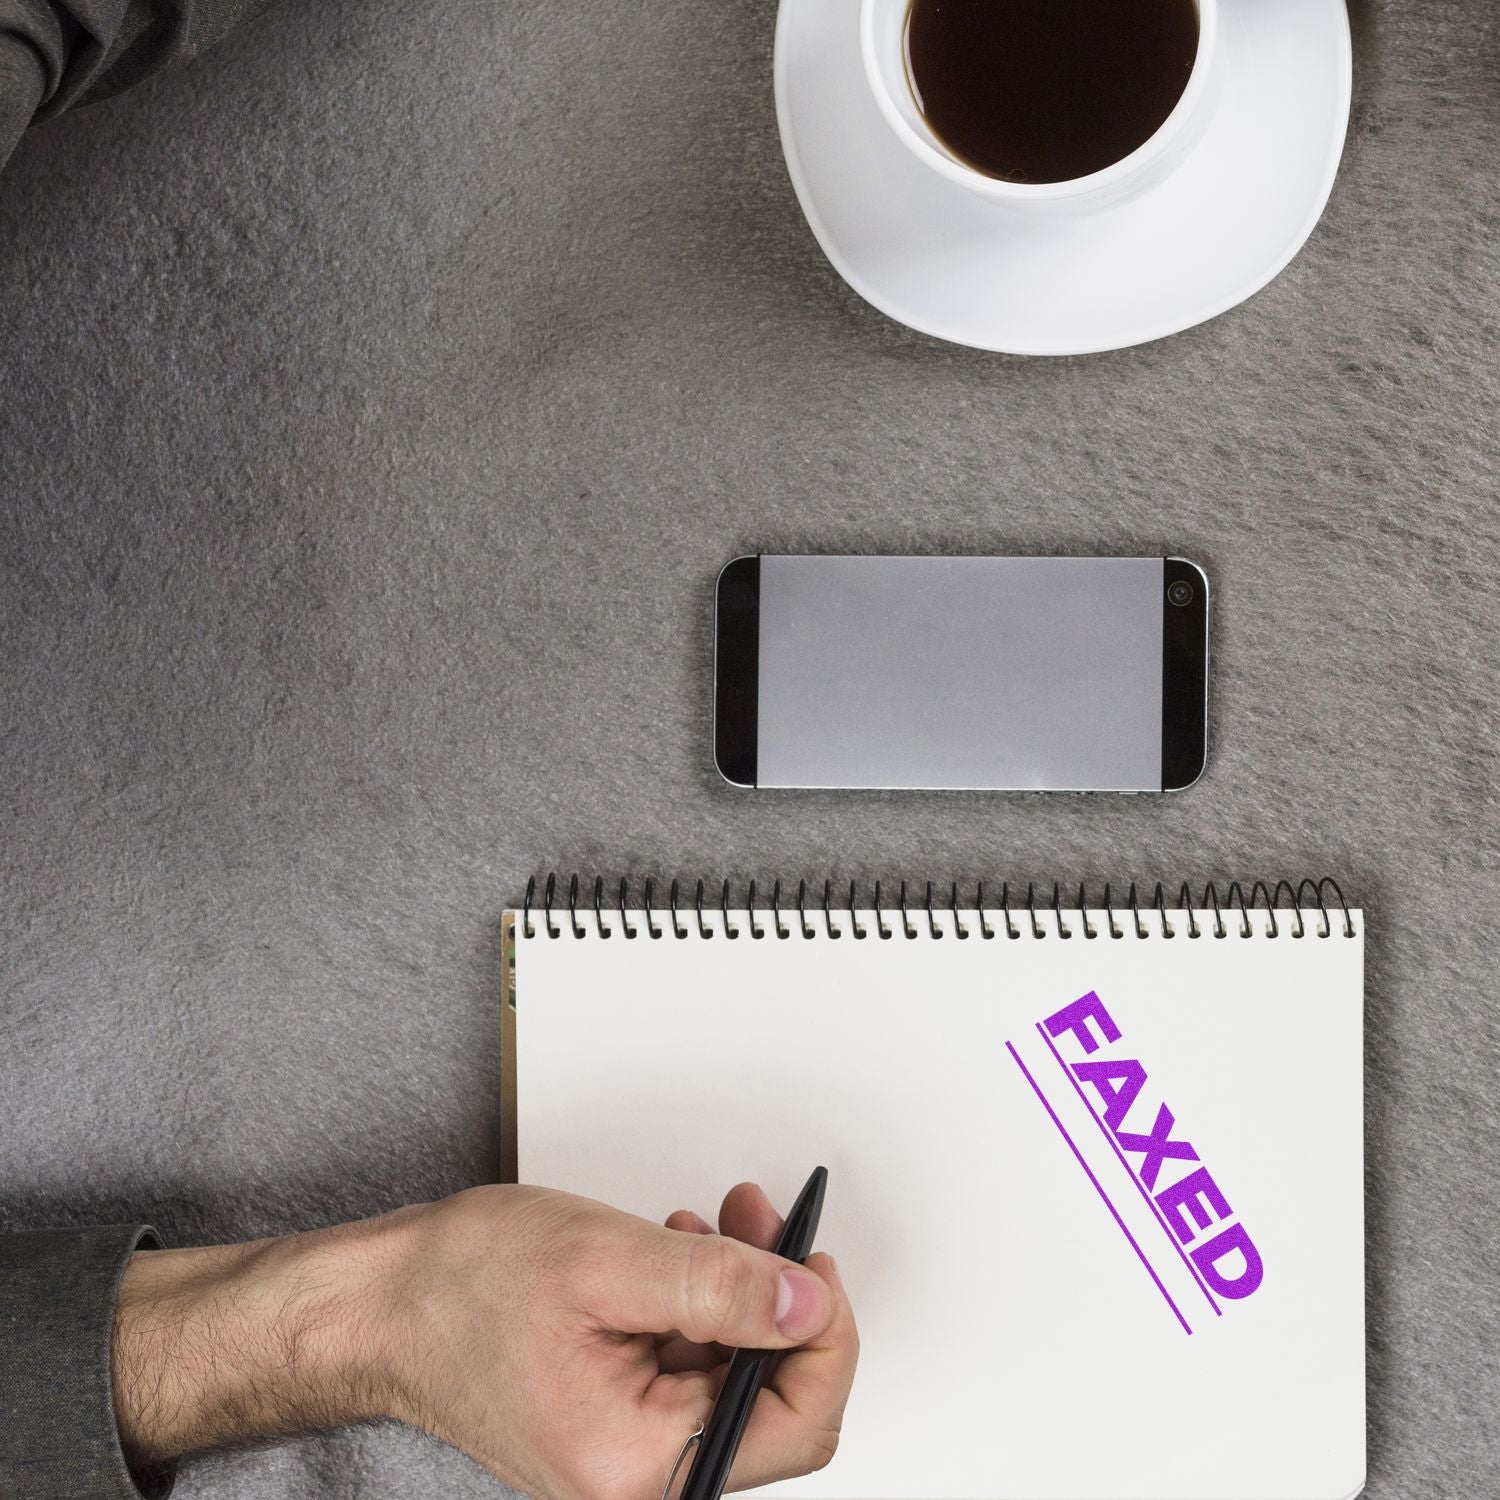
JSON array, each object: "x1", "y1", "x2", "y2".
[
  {"x1": 1005, "y1": 1040, "x2": 1192, "y2": 1337},
  {"x1": 1036, "y1": 1021, "x2": 1223, "y2": 1318}
]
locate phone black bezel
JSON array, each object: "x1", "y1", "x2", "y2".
[
  {"x1": 1161, "y1": 557, "x2": 1210, "y2": 792},
  {"x1": 716, "y1": 554, "x2": 1209, "y2": 793},
  {"x1": 713, "y1": 555, "x2": 760, "y2": 787}
]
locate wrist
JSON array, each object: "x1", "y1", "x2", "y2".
[{"x1": 112, "y1": 1217, "x2": 397, "y2": 1465}]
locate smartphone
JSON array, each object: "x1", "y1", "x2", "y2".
[{"x1": 713, "y1": 554, "x2": 1208, "y2": 792}]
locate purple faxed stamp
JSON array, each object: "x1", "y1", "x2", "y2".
[{"x1": 1041, "y1": 991, "x2": 1265, "y2": 1304}]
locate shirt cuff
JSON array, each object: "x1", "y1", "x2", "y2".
[{"x1": 0, "y1": 1224, "x2": 176, "y2": 1499}]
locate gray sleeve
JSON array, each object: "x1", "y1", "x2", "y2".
[
  {"x1": 0, "y1": 1225, "x2": 175, "y2": 1500},
  {"x1": 0, "y1": 0, "x2": 271, "y2": 172},
  {"x1": 0, "y1": 25, "x2": 45, "y2": 172}
]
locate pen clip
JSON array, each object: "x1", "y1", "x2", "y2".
[{"x1": 658, "y1": 1421, "x2": 706, "y2": 1500}]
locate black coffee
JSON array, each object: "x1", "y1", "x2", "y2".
[{"x1": 904, "y1": 0, "x2": 1200, "y2": 185}]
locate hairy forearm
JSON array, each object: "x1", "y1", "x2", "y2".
[
  {"x1": 105, "y1": 1184, "x2": 855, "y2": 1498},
  {"x1": 111, "y1": 1219, "x2": 401, "y2": 1466}
]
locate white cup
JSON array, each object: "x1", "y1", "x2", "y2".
[{"x1": 860, "y1": 0, "x2": 1220, "y2": 215}]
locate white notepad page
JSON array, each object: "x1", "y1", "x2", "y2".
[{"x1": 512, "y1": 906, "x2": 1365, "y2": 1500}]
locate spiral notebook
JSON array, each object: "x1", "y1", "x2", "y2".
[{"x1": 502, "y1": 878, "x2": 1366, "y2": 1500}]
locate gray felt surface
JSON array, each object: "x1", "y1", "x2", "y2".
[{"x1": 1, "y1": 1, "x2": 1497, "y2": 1496}]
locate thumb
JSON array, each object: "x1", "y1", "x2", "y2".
[{"x1": 591, "y1": 1221, "x2": 836, "y2": 1349}]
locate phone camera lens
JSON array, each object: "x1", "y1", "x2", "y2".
[{"x1": 1167, "y1": 580, "x2": 1194, "y2": 608}]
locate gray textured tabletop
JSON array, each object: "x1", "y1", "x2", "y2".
[{"x1": 1, "y1": 2, "x2": 1496, "y2": 1496}]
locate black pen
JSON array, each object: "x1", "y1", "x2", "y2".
[{"x1": 677, "y1": 1166, "x2": 829, "y2": 1500}]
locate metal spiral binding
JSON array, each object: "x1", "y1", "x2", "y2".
[{"x1": 520, "y1": 876, "x2": 1356, "y2": 941}]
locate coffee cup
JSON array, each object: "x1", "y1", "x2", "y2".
[{"x1": 860, "y1": 0, "x2": 1220, "y2": 215}]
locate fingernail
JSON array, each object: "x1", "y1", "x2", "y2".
[{"x1": 775, "y1": 1267, "x2": 831, "y2": 1339}]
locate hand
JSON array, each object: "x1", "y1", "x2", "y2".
[{"x1": 113, "y1": 1183, "x2": 858, "y2": 1500}]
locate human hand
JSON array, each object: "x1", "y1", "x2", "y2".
[{"x1": 113, "y1": 1182, "x2": 858, "y2": 1500}]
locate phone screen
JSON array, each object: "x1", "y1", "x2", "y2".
[{"x1": 714, "y1": 555, "x2": 1208, "y2": 792}]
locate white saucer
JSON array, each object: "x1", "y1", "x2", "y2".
[{"x1": 774, "y1": 0, "x2": 1352, "y2": 355}]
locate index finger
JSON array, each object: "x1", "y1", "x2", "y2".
[{"x1": 718, "y1": 1182, "x2": 785, "y2": 1253}]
